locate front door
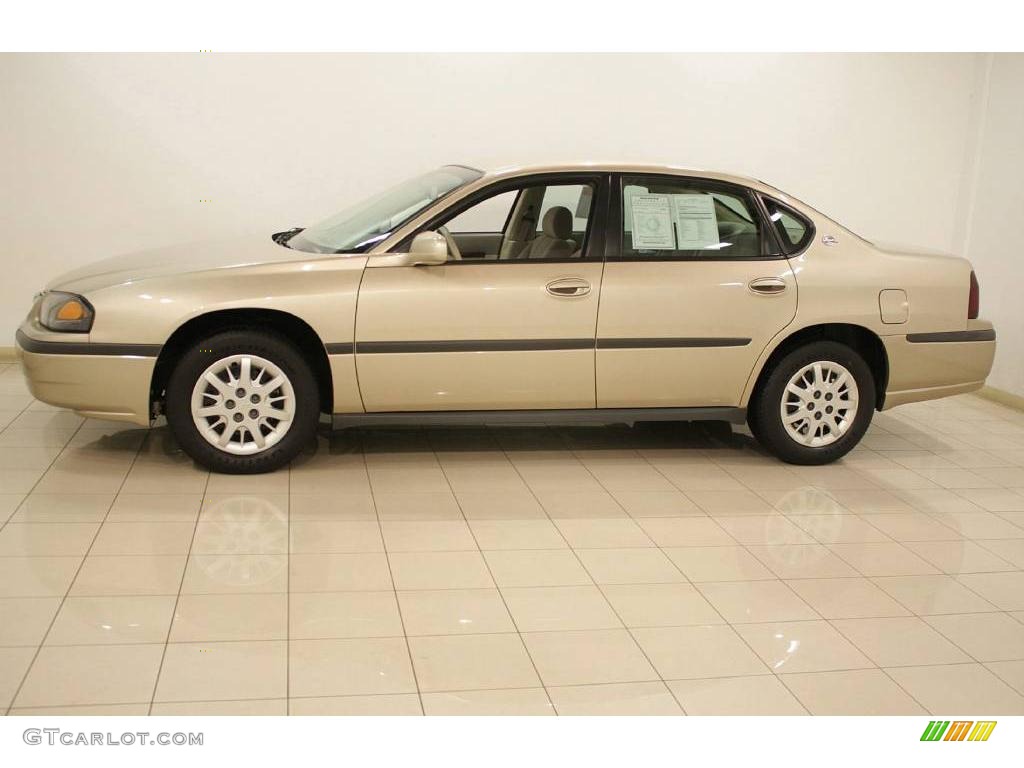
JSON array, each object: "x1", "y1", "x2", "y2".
[
  {"x1": 596, "y1": 174, "x2": 798, "y2": 407},
  {"x1": 355, "y1": 174, "x2": 608, "y2": 412}
]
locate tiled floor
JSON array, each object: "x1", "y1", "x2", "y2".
[{"x1": 1, "y1": 360, "x2": 1024, "y2": 715}]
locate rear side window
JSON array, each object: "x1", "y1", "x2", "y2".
[
  {"x1": 619, "y1": 176, "x2": 772, "y2": 259},
  {"x1": 763, "y1": 197, "x2": 813, "y2": 255}
]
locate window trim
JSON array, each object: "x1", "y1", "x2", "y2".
[
  {"x1": 760, "y1": 194, "x2": 816, "y2": 257},
  {"x1": 606, "y1": 173, "x2": 785, "y2": 262},
  {"x1": 393, "y1": 172, "x2": 611, "y2": 264}
]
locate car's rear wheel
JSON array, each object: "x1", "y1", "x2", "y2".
[
  {"x1": 748, "y1": 340, "x2": 875, "y2": 465},
  {"x1": 165, "y1": 330, "x2": 319, "y2": 473}
]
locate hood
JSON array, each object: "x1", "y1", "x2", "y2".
[{"x1": 46, "y1": 234, "x2": 314, "y2": 294}]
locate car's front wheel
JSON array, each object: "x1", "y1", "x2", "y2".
[
  {"x1": 165, "y1": 330, "x2": 320, "y2": 473},
  {"x1": 748, "y1": 340, "x2": 875, "y2": 465}
]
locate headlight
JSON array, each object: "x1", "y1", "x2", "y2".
[{"x1": 38, "y1": 291, "x2": 95, "y2": 332}]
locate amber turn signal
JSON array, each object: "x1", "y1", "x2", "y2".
[
  {"x1": 39, "y1": 291, "x2": 95, "y2": 332},
  {"x1": 55, "y1": 300, "x2": 86, "y2": 321}
]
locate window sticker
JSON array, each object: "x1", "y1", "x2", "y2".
[
  {"x1": 672, "y1": 194, "x2": 720, "y2": 249},
  {"x1": 629, "y1": 194, "x2": 675, "y2": 250},
  {"x1": 622, "y1": 185, "x2": 649, "y2": 233}
]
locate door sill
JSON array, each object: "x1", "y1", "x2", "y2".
[{"x1": 332, "y1": 406, "x2": 746, "y2": 429}]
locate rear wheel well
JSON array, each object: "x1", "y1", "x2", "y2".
[
  {"x1": 751, "y1": 324, "x2": 889, "y2": 410},
  {"x1": 150, "y1": 309, "x2": 333, "y2": 416}
]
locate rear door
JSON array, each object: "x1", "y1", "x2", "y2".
[{"x1": 596, "y1": 174, "x2": 797, "y2": 407}]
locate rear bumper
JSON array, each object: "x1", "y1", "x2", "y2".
[
  {"x1": 16, "y1": 328, "x2": 156, "y2": 426},
  {"x1": 882, "y1": 322, "x2": 996, "y2": 409}
]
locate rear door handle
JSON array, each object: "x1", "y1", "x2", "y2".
[
  {"x1": 748, "y1": 277, "x2": 788, "y2": 295},
  {"x1": 546, "y1": 278, "x2": 591, "y2": 297}
]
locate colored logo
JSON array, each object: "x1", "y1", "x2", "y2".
[{"x1": 921, "y1": 721, "x2": 996, "y2": 742}]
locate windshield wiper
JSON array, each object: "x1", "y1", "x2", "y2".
[{"x1": 272, "y1": 227, "x2": 303, "y2": 247}]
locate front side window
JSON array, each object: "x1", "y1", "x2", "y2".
[
  {"x1": 287, "y1": 165, "x2": 482, "y2": 254},
  {"x1": 620, "y1": 176, "x2": 771, "y2": 259},
  {"x1": 426, "y1": 179, "x2": 598, "y2": 262},
  {"x1": 443, "y1": 190, "x2": 518, "y2": 233},
  {"x1": 535, "y1": 185, "x2": 593, "y2": 236}
]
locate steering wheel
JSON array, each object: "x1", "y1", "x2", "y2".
[{"x1": 437, "y1": 226, "x2": 462, "y2": 261}]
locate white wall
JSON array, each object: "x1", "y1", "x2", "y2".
[
  {"x1": 0, "y1": 53, "x2": 1007, "y2": 380},
  {"x1": 958, "y1": 54, "x2": 1024, "y2": 397}
]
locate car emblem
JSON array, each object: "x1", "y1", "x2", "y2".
[{"x1": 822, "y1": 235, "x2": 839, "y2": 246}]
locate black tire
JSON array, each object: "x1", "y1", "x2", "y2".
[
  {"x1": 165, "y1": 329, "x2": 320, "y2": 474},
  {"x1": 748, "y1": 340, "x2": 875, "y2": 465}
]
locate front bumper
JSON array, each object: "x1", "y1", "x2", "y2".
[
  {"x1": 16, "y1": 326, "x2": 156, "y2": 426},
  {"x1": 882, "y1": 321, "x2": 996, "y2": 409}
]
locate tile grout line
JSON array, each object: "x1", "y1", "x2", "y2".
[
  {"x1": 560, "y1": 424, "x2": 1014, "y2": 713},
  {"x1": 144, "y1": 450, "x2": 212, "y2": 716},
  {"x1": 553, "y1": 426, "x2": 813, "y2": 715},
  {"x1": 786, "y1": 499, "x2": 1004, "y2": 713},
  {"x1": 488, "y1": 423, "x2": 662, "y2": 711},
  {"x1": 3, "y1": 390, "x2": 1023, "y2": 713},
  {"x1": 775, "y1": 505, "x2": 940, "y2": 715},
  {"x1": 497, "y1": 418, "x2": 1023, "y2": 709},
  {"x1": 433, "y1": 425, "x2": 557, "y2": 715},
  {"x1": 5, "y1": 659, "x2": 1011, "y2": 713},
  {"x1": 704, "y1": 445, "x2": 1022, "y2": 712},
  {"x1": 788, "y1": 499, "x2": 1024, "y2": 708},
  {"x1": 2, "y1": 415, "x2": 124, "y2": 715},
  {"x1": 7, "y1": 565, "x2": 1020, "y2": 592},
  {"x1": 822, "y1": 615, "x2": 948, "y2": 715},
  {"x1": 4, "y1": 618, "x2": 1023, "y2": 649},
  {"x1": 362, "y1": 429, "x2": 427, "y2": 716},
  {"x1": 565, "y1": 434, "x2": 819, "y2": 708},
  {"x1": 0, "y1": 393, "x2": 62, "y2": 532}
]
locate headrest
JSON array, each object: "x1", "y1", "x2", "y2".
[{"x1": 541, "y1": 206, "x2": 573, "y2": 240}]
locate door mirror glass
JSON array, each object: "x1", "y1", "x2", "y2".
[{"x1": 408, "y1": 231, "x2": 449, "y2": 265}]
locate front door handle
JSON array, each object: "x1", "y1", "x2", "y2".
[
  {"x1": 748, "y1": 277, "x2": 788, "y2": 296},
  {"x1": 546, "y1": 278, "x2": 591, "y2": 297}
]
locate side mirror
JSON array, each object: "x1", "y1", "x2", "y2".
[{"x1": 408, "y1": 231, "x2": 449, "y2": 265}]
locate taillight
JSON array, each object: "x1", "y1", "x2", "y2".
[{"x1": 968, "y1": 270, "x2": 980, "y2": 319}]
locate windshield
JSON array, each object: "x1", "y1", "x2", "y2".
[{"x1": 286, "y1": 165, "x2": 482, "y2": 254}]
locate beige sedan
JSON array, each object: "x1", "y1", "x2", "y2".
[{"x1": 16, "y1": 163, "x2": 996, "y2": 473}]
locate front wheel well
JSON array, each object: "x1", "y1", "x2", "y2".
[
  {"x1": 750, "y1": 323, "x2": 889, "y2": 410},
  {"x1": 150, "y1": 309, "x2": 333, "y2": 416}
]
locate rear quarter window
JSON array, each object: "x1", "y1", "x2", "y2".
[{"x1": 763, "y1": 197, "x2": 814, "y2": 255}]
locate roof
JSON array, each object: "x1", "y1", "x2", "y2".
[{"x1": 463, "y1": 161, "x2": 778, "y2": 195}]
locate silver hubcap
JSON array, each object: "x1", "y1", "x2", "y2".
[
  {"x1": 780, "y1": 360, "x2": 859, "y2": 448},
  {"x1": 191, "y1": 354, "x2": 295, "y2": 455}
]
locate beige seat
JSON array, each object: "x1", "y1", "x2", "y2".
[{"x1": 517, "y1": 206, "x2": 576, "y2": 259}]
